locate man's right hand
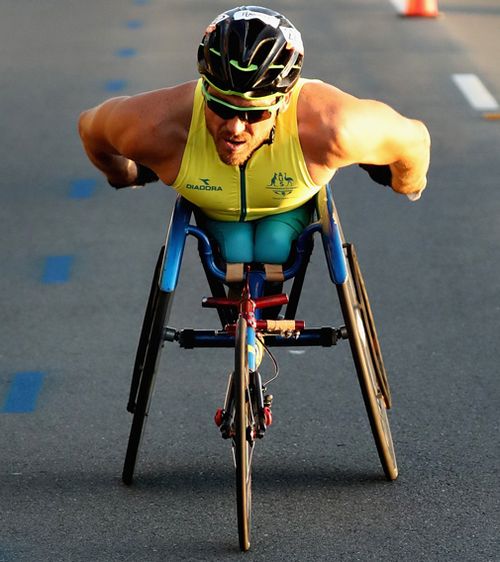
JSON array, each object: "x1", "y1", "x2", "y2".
[
  {"x1": 135, "y1": 164, "x2": 159, "y2": 186},
  {"x1": 108, "y1": 162, "x2": 159, "y2": 189}
]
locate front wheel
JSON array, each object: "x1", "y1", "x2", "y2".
[
  {"x1": 337, "y1": 243, "x2": 398, "y2": 481},
  {"x1": 234, "y1": 317, "x2": 253, "y2": 551}
]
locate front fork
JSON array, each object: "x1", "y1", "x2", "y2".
[{"x1": 215, "y1": 328, "x2": 272, "y2": 440}]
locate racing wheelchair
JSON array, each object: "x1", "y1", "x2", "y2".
[{"x1": 121, "y1": 184, "x2": 397, "y2": 551}]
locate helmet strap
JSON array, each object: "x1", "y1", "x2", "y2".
[{"x1": 264, "y1": 124, "x2": 276, "y2": 145}]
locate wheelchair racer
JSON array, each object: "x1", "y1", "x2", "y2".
[{"x1": 78, "y1": 5, "x2": 430, "y2": 266}]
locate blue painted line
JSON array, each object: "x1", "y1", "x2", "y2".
[
  {"x1": 133, "y1": 0, "x2": 150, "y2": 5},
  {"x1": 126, "y1": 19, "x2": 144, "y2": 29},
  {"x1": 42, "y1": 255, "x2": 74, "y2": 284},
  {"x1": 105, "y1": 79, "x2": 129, "y2": 92},
  {"x1": 115, "y1": 48, "x2": 138, "y2": 58},
  {"x1": 2, "y1": 372, "x2": 45, "y2": 413},
  {"x1": 70, "y1": 178, "x2": 97, "y2": 198}
]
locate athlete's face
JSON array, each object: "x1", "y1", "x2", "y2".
[{"x1": 204, "y1": 88, "x2": 278, "y2": 167}]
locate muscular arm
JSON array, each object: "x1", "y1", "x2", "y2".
[
  {"x1": 300, "y1": 82, "x2": 431, "y2": 196},
  {"x1": 78, "y1": 97, "x2": 146, "y2": 187},
  {"x1": 339, "y1": 98, "x2": 430, "y2": 194},
  {"x1": 78, "y1": 82, "x2": 194, "y2": 188}
]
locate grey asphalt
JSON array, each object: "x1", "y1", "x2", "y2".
[{"x1": 1, "y1": 1, "x2": 499, "y2": 561}]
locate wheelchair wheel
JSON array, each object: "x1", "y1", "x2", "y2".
[
  {"x1": 122, "y1": 248, "x2": 173, "y2": 486},
  {"x1": 126, "y1": 247, "x2": 165, "y2": 414},
  {"x1": 337, "y1": 243, "x2": 398, "y2": 481},
  {"x1": 234, "y1": 317, "x2": 253, "y2": 551}
]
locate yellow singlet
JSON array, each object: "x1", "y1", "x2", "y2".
[{"x1": 171, "y1": 78, "x2": 323, "y2": 222}]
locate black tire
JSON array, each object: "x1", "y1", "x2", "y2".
[
  {"x1": 337, "y1": 244, "x2": 398, "y2": 481},
  {"x1": 126, "y1": 247, "x2": 165, "y2": 413},
  {"x1": 346, "y1": 244, "x2": 392, "y2": 409},
  {"x1": 122, "y1": 251, "x2": 173, "y2": 486},
  {"x1": 234, "y1": 317, "x2": 252, "y2": 551}
]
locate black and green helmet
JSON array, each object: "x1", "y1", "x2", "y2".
[{"x1": 197, "y1": 6, "x2": 304, "y2": 99}]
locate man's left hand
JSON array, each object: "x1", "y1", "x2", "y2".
[{"x1": 359, "y1": 163, "x2": 392, "y2": 187}]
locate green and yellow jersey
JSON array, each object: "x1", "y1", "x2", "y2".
[{"x1": 171, "y1": 78, "x2": 324, "y2": 221}]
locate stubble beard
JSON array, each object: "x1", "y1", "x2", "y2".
[
  {"x1": 216, "y1": 133, "x2": 268, "y2": 167},
  {"x1": 218, "y1": 149, "x2": 251, "y2": 167}
]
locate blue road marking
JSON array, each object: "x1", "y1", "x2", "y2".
[
  {"x1": 115, "y1": 48, "x2": 138, "y2": 58},
  {"x1": 133, "y1": 0, "x2": 150, "y2": 5},
  {"x1": 105, "y1": 79, "x2": 128, "y2": 92},
  {"x1": 70, "y1": 178, "x2": 97, "y2": 198},
  {"x1": 42, "y1": 255, "x2": 74, "y2": 284},
  {"x1": 2, "y1": 372, "x2": 45, "y2": 413},
  {"x1": 126, "y1": 19, "x2": 144, "y2": 29}
]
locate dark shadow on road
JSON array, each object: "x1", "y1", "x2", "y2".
[
  {"x1": 121, "y1": 462, "x2": 391, "y2": 494},
  {"x1": 0, "y1": 462, "x2": 392, "y2": 496}
]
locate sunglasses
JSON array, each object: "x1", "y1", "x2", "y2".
[{"x1": 201, "y1": 81, "x2": 283, "y2": 124}]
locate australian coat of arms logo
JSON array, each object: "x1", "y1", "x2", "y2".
[{"x1": 267, "y1": 172, "x2": 296, "y2": 197}]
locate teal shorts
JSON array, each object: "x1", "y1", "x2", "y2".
[{"x1": 198, "y1": 203, "x2": 314, "y2": 264}]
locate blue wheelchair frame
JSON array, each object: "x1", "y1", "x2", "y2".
[
  {"x1": 160, "y1": 183, "x2": 346, "y2": 293},
  {"x1": 155, "y1": 183, "x2": 349, "y2": 353},
  {"x1": 159, "y1": 183, "x2": 347, "y2": 341},
  {"x1": 122, "y1": 180, "x2": 397, "y2": 498}
]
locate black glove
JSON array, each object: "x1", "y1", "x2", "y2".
[
  {"x1": 108, "y1": 163, "x2": 159, "y2": 189},
  {"x1": 359, "y1": 163, "x2": 392, "y2": 187},
  {"x1": 135, "y1": 163, "x2": 159, "y2": 185}
]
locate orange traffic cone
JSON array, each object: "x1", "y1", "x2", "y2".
[{"x1": 402, "y1": 0, "x2": 439, "y2": 17}]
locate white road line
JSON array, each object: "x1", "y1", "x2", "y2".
[
  {"x1": 452, "y1": 74, "x2": 499, "y2": 111},
  {"x1": 388, "y1": 0, "x2": 406, "y2": 13}
]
